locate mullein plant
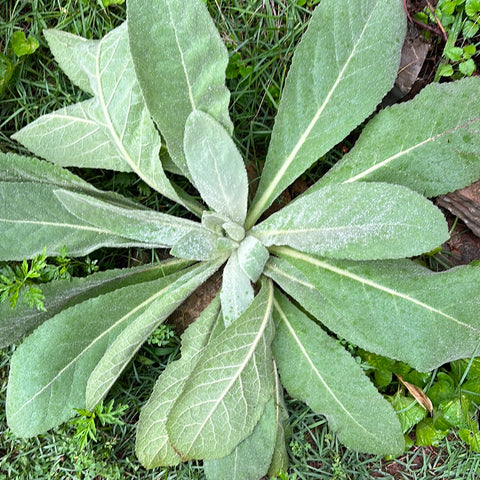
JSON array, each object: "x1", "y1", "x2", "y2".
[{"x1": 1, "y1": 0, "x2": 480, "y2": 478}]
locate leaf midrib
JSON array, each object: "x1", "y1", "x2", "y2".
[
  {"x1": 9, "y1": 279, "x2": 189, "y2": 420},
  {"x1": 275, "y1": 246, "x2": 480, "y2": 333},
  {"x1": 255, "y1": 221, "x2": 419, "y2": 240},
  {"x1": 181, "y1": 282, "x2": 273, "y2": 457},
  {"x1": 246, "y1": 2, "x2": 379, "y2": 228},
  {"x1": 274, "y1": 297, "x2": 373, "y2": 436}
]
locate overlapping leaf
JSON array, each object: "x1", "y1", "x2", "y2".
[
  {"x1": 0, "y1": 182, "x2": 148, "y2": 260},
  {"x1": 313, "y1": 77, "x2": 480, "y2": 197},
  {"x1": 184, "y1": 111, "x2": 248, "y2": 225},
  {"x1": 203, "y1": 398, "x2": 276, "y2": 480},
  {"x1": 251, "y1": 182, "x2": 448, "y2": 260},
  {"x1": 55, "y1": 189, "x2": 215, "y2": 253},
  {"x1": 85, "y1": 260, "x2": 222, "y2": 409},
  {"x1": 273, "y1": 290, "x2": 404, "y2": 455},
  {"x1": 166, "y1": 280, "x2": 275, "y2": 460},
  {"x1": 267, "y1": 248, "x2": 480, "y2": 371},
  {"x1": 12, "y1": 24, "x2": 195, "y2": 211},
  {"x1": 246, "y1": 0, "x2": 406, "y2": 227},
  {"x1": 136, "y1": 296, "x2": 224, "y2": 468},
  {"x1": 127, "y1": 0, "x2": 232, "y2": 177},
  {"x1": 0, "y1": 258, "x2": 192, "y2": 348},
  {"x1": 6, "y1": 263, "x2": 217, "y2": 437}
]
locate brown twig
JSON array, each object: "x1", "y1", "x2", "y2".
[
  {"x1": 426, "y1": 0, "x2": 448, "y2": 41},
  {"x1": 402, "y1": 0, "x2": 448, "y2": 42}
]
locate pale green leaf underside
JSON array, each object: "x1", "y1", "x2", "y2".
[
  {"x1": 42, "y1": 28, "x2": 97, "y2": 95},
  {"x1": 0, "y1": 258, "x2": 192, "y2": 349},
  {"x1": 268, "y1": 248, "x2": 480, "y2": 371},
  {"x1": 0, "y1": 182, "x2": 148, "y2": 260},
  {"x1": 220, "y1": 251, "x2": 254, "y2": 327},
  {"x1": 55, "y1": 189, "x2": 212, "y2": 250},
  {"x1": 251, "y1": 182, "x2": 448, "y2": 260},
  {"x1": 136, "y1": 296, "x2": 224, "y2": 468},
  {"x1": 127, "y1": 0, "x2": 232, "y2": 176},
  {"x1": 6, "y1": 265, "x2": 202, "y2": 437},
  {"x1": 13, "y1": 24, "x2": 191, "y2": 209},
  {"x1": 166, "y1": 280, "x2": 275, "y2": 460},
  {"x1": 203, "y1": 398, "x2": 276, "y2": 480},
  {"x1": 273, "y1": 290, "x2": 404, "y2": 455},
  {"x1": 86, "y1": 260, "x2": 222, "y2": 410},
  {"x1": 314, "y1": 77, "x2": 480, "y2": 197},
  {"x1": 184, "y1": 111, "x2": 248, "y2": 224},
  {"x1": 246, "y1": 0, "x2": 406, "y2": 227}
]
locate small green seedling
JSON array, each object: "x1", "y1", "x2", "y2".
[{"x1": 1, "y1": 0, "x2": 480, "y2": 479}]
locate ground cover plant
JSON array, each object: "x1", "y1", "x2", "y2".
[{"x1": 1, "y1": 0, "x2": 480, "y2": 479}]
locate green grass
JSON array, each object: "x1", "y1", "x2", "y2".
[{"x1": 1, "y1": 0, "x2": 480, "y2": 479}]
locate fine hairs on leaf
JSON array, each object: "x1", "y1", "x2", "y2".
[{"x1": 1, "y1": 0, "x2": 480, "y2": 479}]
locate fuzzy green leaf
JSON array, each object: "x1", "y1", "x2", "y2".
[
  {"x1": 220, "y1": 250, "x2": 254, "y2": 327},
  {"x1": 166, "y1": 280, "x2": 275, "y2": 460},
  {"x1": 273, "y1": 290, "x2": 404, "y2": 455},
  {"x1": 0, "y1": 182, "x2": 148, "y2": 261},
  {"x1": 54, "y1": 189, "x2": 212, "y2": 250},
  {"x1": 6, "y1": 263, "x2": 213, "y2": 437},
  {"x1": 268, "y1": 364, "x2": 289, "y2": 477},
  {"x1": 314, "y1": 78, "x2": 480, "y2": 197},
  {"x1": 246, "y1": 0, "x2": 406, "y2": 227},
  {"x1": 237, "y1": 235, "x2": 270, "y2": 283},
  {"x1": 203, "y1": 398, "x2": 276, "y2": 480},
  {"x1": 0, "y1": 152, "x2": 144, "y2": 209},
  {"x1": 267, "y1": 248, "x2": 480, "y2": 371},
  {"x1": 127, "y1": 0, "x2": 232, "y2": 176},
  {"x1": 136, "y1": 296, "x2": 224, "y2": 468},
  {"x1": 170, "y1": 230, "x2": 219, "y2": 261},
  {"x1": 85, "y1": 260, "x2": 222, "y2": 409},
  {"x1": 251, "y1": 183, "x2": 448, "y2": 260},
  {"x1": 0, "y1": 258, "x2": 192, "y2": 349},
  {"x1": 13, "y1": 24, "x2": 194, "y2": 210},
  {"x1": 184, "y1": 111, "x2": 248, "y2": 224}
]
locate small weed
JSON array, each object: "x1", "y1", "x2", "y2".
[
  {"x1": 0, "y1": 247, "x2": 98, "y2": 311},
  {"x1": 415, "y1": 0, "x2": 479, "y2": 79},
  {"x1": 71, "y1": 399, "x2": 128, "y2": 450}
]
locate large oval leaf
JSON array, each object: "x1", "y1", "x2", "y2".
[
  {"x1": 273, "y1": 289, "x2": 404, "y2": 455},
  {"x1": 127, "y1": 0, "x2": 232, "y2": 176},
  {"x1": 184, "y1": 111, "x2": 248, "y2": 225},
  {"x1": 12, "y1": 24, "x2": 196, "y2": 211},
  {"x1": 55, "y1": 189, "x2": 214, "y2": 250},
  {"x1": 313, "y1": 77, "x2": 480, "y2": 197},
  {"x1": 267, "y1": 248, "x2": 480, "y2": 371},
  {"x1": 246, "y1": 0, "x2": 406, "y2": 227},
  {"x1": 6, "y1": 263, "x2": 217, "y2": 437},
  {"x1": 251, "y1": 182, "x2": 448, "y2": 260},
  {"x1": 166, "y1": 280, "x2": 275, "y2": 460}
]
